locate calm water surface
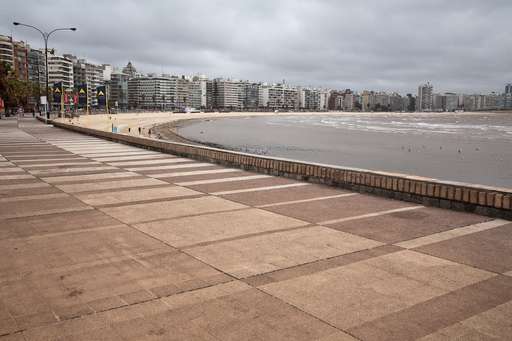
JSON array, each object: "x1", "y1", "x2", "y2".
[{"x1": 178, "y1": 113, "x2": 512, "y2": 188}]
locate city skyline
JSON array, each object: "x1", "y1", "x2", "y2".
[{"x1": 1, "y1": 0, "x2": 511, "y2": 94}]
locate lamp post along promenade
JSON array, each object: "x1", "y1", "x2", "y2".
[{"x1": 12, "y1": 22, "x2": 76, "y2": 120}]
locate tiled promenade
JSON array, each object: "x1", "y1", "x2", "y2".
[{"x1": 1, "y1": 118, "x2": 511, "y2": 341}]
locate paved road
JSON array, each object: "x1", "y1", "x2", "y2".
[{"x1": 1, "y1": 118, "x2": 511, "y2": 340}]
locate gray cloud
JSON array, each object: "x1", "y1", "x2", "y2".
[{"x1": 1, "y1": 0, "x2": 511, "y2": 94}]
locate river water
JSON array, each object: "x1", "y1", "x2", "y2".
[{"x1": 177, "y1": 113, "x2": 512, "y2": 189}]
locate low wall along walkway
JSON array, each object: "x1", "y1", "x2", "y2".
[{"x1": 51, "y1": 119, "x2": 512, "y2": 220}]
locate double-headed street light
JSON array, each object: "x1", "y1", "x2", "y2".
[{"x1": 13, "y1": 22, "x2": 76, "y2": 120}]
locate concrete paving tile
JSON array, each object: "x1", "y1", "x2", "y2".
[
  {"x1": 100, "y1": 196, "x2": 246, "y2": 224},
  {"x1": 0, "y1": 209, "x2": 122, "y2": 240},
  {"x1": 418, "y1": 323, "x2": 499, "y2": 341},
  {"x1": 93, "y1": 154, "x2": 176, "y2": 162},
  {"x1": 135, "y1": 282, "x2": 348, "y2": 341},
  {"x1": 17, "y1": 161, "x2": 99, "y2": 168},
  {"x1": 87, "y1": 296, "x2": 127, "y2": 312},
  {"x1": 0, "y1": 179, "x2": 40, "y2": 187},
  {"x1": 350, "y1": 275, "x2": 512, "y2": 341},
  {"x1": 415, "y1": 223, "x2": 512, "y2": 273},
  {"x1": 396, "y1": 219, "x2": 509, "y2": 249},
  {"x1": 329, "y1": 207, "x2": 491, "y2": 244},
  {"x1": 0, "y1": 225, "x2": 165, "y2": 278},
  {"x1": 42, "y1": 171, "x2": 139, "y2": 184},
  {"x1": 454, "y1": 299, "x2": 512, "y2": 339},
  {"x1": 0, "y1": 195, "x2": 90, "y2": 220},
  {"x1": 0, "y1": 182, "x2": 50, "y2": 191},
  {"x1": 0, "y1": 317, "x2": 19, "y2": 337},
  {"x1": 0, "y1": 333, "x2": 25, "y2": 341},
  {"x1": 263, "y1": 194, "x2": 414, "y2": 224},
  {"x1": 0, "y1": 185, "x2": 60, "y2": 198},
  {"x1": 82, "y1": 152, "x2": 160, "y2": 159},
  {"x1": 135, "y1": 208, "x2": 310, "y2": 248},
  {"x1": 261, "y1": 250, "x2": 493, "y2": 330},
  {"x1": 144, "y1": 164, "x2": 221, "y2": 176},
  {"x1": 243, "y1": 245, "x2": 402, "y2": 287},
  {"x1": 108, "y1": 158, "x2": 192, "y2": 167},
  {"x1": 157, "y1": 170, "x2": 250, "y2": 184},
  {"x1": 119, "y1": 290, "x2": 156, "y2": 305},
  {"x1": 8, "y1": 311, "x2": 55, "y2": 334},
  {"x1": 0, "y1": 174, "x2": 34, "y2": 180},
  {"x1": 130, "y1": 163, "x2": 219, "y2": 173},
  {"x1": 56, "y1": 177, "x2": 167, "y2": 193},
  {"x1": 6, "y1": 154, "x2": 76, "y2": 160},
  {"x1": 0, "y1": 168, "x2": 25, "y2": 173},
  {"x1": 176, "y1": 174, "x2": 271, "y2": 186},
  {"x1": 52, "y1": 304, "x2": 95, "y2": 320},
  {"x1": 12, "y1": 157, "x2": 84, "y2": 163},
  {"x1": 28, "y1": 166, "x2": 118, "y2": 176},
  {"x1": 0, "y1": 193, "x2": 68, "y2": 203},
  {"x1": 186, "y1": 176, "x2": 298, "y2": 194},
  {"x1": 188, "y1": 226, "x2": 383, "y2": 278},
  {"x1": 75, "y1": 186, "x2": 201, "y2": 206},
  {"x1": 2, "y1": 250, "x2": 227, "y2": 326},
  {"x1": 136, "y1": 166, "x2": 226, "y2": 176},
  {"x1": 212, "y1": 182, "x2": 312, "y2": 196}
]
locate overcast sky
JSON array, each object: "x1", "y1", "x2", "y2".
[{"x1": 1, "y1": 0, "x2": 511, "y2": 94}]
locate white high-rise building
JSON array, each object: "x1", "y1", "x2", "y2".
[
  {"x1": 48, "y1": 54, "x2": 74, "y2": 90},
  {"x1": 190, "y1": 75, "x2": 207, "y2": 109},
  {"x1": 207, "y1": 78, "x2": 245, "y2": 110},
  {"x1": 259, "y1": 83, "x2": 298, "y2": 110},
  {"x1": 417, "y1": 82, "x2": 433, "y2": 112},
  {"x1": 0, "y1": 34, "x2": 14, "y2": 68},
  {"x1": 128, "y1": 76, "x2": 174, "y2": 110}
]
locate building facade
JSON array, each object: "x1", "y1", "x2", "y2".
[
  {"x1": 13, "y1": 41, "x2": 29, "y2": 81},
  {"x1": 505, "y1": 84, "x2": 512, "y2": 109},
  {"x1": 65, "y1": 55, "x2": 104, "y2": 107},
  {"x1": 444, "y1": 93, "x2": 459, "y2": 111},
  {"x1": 128, "y1": 76, "x2": 175, "y2": 110},
  {"x1": 190, "y1": 75, "x2": 208, "y2": 109},
  {"x1": 207, "y1": 78, "x2": 245, "y2": 110},
  {"x1": 259, "y1": 83, "x2": 298, "y2": 110},
  {"x1": 48, "y1": 54, "x2": 74, "y2": 90},
  {"x1": 122, "y1": 61, "x2": 137, "y2": 78},
  {"x1": 0, "y1": 34, "x2": 14, "y2": 68},
  {"x1": 417, "y1": 82, "x2": 433, "y2": 112},
  {"x1": 109, "y1": 72, "x2": 129, "y2": 110}
]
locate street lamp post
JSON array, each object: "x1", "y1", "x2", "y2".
[{"x1": 13, "y1": 22, "x2": 76, "y2": 120}]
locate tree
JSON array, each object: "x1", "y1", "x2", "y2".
[{"x1": 0, "y1": 61, "x2": 36, "y2": 114}]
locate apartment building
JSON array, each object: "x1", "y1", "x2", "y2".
[
  {"x1": 128, "y1": 76, "x2": 175, "y2": 110},
  {"x1": 417, "y1": 82, "x2": 433, "y2": 112},
  {"x1": 109, "y1": 72, "x2": 129, "y2": 109},
  {"x1": 190, "y1": 75, "x2": 208, "y2": 109},
  {"x1": 0, "y1": 34, "x2": 14, "y2": 68},
  {"x1": 48, "y1": 54, "x2": 74, "y2": 90}
]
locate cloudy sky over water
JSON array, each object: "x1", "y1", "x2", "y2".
[{"x1": 1, "y1": 0, "x2": 511, "y2": 94}]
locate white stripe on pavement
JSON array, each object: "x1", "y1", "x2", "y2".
[
  {"x1": 257, "y1": 193, "x2": 359, "y2": 208},
  {"x1": 395, "y1": 219, "x2": 511, "y2": 249},
  {"x1": 176, "y1": 174, "x2": 271, "y2": 186},
  {"x1": 319, "y1": 206, "x2": 425, "y2": 226},
  {"x1": 213, "y1": 183, "x2": 311, "y2": 196}
]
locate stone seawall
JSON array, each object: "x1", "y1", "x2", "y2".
[{"x1": 51, "y1": 120, "x2": 512, "y2": 219}]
